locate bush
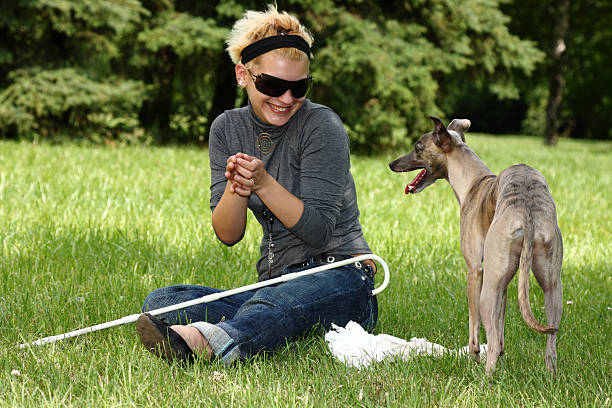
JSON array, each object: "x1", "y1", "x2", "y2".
[{"x1": 0, "y1": 68, "x2": 148, "y2": 143}]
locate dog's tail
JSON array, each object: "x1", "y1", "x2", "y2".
[{"x1": 518, "y1": 220, "x2": 557, "y2": 334}]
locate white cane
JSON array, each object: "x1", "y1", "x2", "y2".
[{"x1": 19, "y1": 254, "x2": 390, "y2": 349}]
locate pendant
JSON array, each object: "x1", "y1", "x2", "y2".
[{"x1": 256, "y1": 132, "x2": 273, "y2": 155}]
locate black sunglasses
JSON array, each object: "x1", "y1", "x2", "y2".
[{"x1": 247, "y1": 70, "x2": 313, "y2": 99}]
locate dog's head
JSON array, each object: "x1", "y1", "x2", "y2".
[{"x1": 389, "y1": 116, "x2": 471, "y2": 194}]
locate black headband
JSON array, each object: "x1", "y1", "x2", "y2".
[{"x1": 241, "y1": 34, "x2": 311, "y2": 64}]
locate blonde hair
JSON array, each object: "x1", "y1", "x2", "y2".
[{"x1": 226, "y1": 4, "x2": 314, "y2": 66}]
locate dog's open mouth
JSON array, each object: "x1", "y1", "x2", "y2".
[{"x1": 405, "y1": 169, "x2": 426, "y2": 194}]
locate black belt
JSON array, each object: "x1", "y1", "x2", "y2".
[{"x1": 289, "y1": 254, "x2": 375, "y2": 277}]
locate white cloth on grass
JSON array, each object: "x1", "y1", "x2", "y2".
[{"x1": 325, "y1": 321, "x2": 487, "y2": 369}]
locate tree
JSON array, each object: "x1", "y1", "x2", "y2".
[
  {"x1": 0, "y1": 0, "x2": 149, "y2": 142},
  {"x1": 544, "y1": 0, "x2": 569, "y2": 146},
  {"x1": 128, "y1": 6, "x2": 229, "y2": 143},
  {"x1": 0, "y1": 0, "x2": 552, "y2": 150},
  {"x1": 504, "y1": 0, "x2": 612, "y2": 141},
  {"x1": 273, "y1": 0, "x2": 543, "y2": 151},
  {"x1": 563, "y1": 0, "x2": 612, "y2": 140}
]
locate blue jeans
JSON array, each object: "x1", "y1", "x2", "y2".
[{"x1": 141, "y1": 262, "x2": 378, "y2": 364}]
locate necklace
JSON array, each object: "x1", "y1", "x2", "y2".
[
  {"x1": 262, "y1": 207, "x2": 275, "y2": 279},
  {"x1": 254, "y1": 126, "x2": 280, "y2": 278},
  {"x1": 256, "y1": 131, "x2": 274, "y2": 155}
]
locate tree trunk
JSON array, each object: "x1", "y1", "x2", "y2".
[
  {"x1": 204, "y1": 56, "x2": 237, "y2": 144},
  {"x1": 139, "y1": 47, "x2": 177, "y2": 144},
  {"x1": 544, "y1": 0, "x2": 570, "y2": 146}
]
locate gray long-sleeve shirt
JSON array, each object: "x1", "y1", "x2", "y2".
[{"x1": 209, "y1": 100, "x2": 371, "y2": 281}]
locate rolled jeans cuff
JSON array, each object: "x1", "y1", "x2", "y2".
[{"x1": 188, "y1": 321, "x2": 240, "y2": 365}]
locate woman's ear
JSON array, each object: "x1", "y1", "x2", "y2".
[{"x1": 235, "y1": 64, "x2": 248, "y2": 87}]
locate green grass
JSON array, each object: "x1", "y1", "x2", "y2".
[{"x1": 1, "y1": 135, "x2": 610, "y2": 407}]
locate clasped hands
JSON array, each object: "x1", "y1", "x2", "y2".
[{"x1": 225, "y1": 153, "x2": 267, "y2": 197}]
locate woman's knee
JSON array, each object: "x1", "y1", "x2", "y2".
[
  {"x1": 358, "y1": 296, "x2": 378, "y2": 332},
  {"x1": 142, "y1": 287, "x2": 172, "y2": 312},
  {"x1": 141, "y1": 285, "x2": 199, "y2": 312}
]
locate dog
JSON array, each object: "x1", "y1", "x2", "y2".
[{"x1": 389, "y1": 116, "x2": 563, "y2": 375}]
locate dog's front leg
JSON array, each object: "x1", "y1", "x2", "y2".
[
  {"x1": 466, "y1": 263, "x2": 484, "y2": 362},
  {"x1": 462, "y1": 240, "x2": 485, "y2": 363}
]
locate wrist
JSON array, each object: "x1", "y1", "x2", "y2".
[{"x1": 253, "y1": 172, "x2": 274, "y2": 194}]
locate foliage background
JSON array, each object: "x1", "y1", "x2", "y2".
[{"x1": 1, "y1": 0, "x2": 610, "y2": 151}]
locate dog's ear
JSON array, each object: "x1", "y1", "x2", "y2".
[
  {"x1": 448, "y1": 119, "x2": 471, "y2": 142},
  {"x1": 429, "y1": 116, "x2": 454, "y2": 153},
  {"x1": 430, "y1": 116, "x2": 445, "y2": 134}
]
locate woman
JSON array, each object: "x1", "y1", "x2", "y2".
[{"x1": 136, "y1": 4, "x2": 378, "y2": 364}]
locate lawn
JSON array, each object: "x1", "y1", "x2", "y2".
[{"x1": 1, "y1": 134, "x2": 610, "y2": 407}]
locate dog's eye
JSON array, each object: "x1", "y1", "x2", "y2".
[{"x1": 415, "y1": 144, "x2": 423, "y2": 154}]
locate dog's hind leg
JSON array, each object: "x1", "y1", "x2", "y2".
[
  {"x1": 532, "y1": 225, "x2": 563, "y2": 373},
  {"x1": 481, "y1": 218, "x2": 521, "y2": 375},
  {"x1": 499, "y1": 286, "x2": 508, "y2": 357}
]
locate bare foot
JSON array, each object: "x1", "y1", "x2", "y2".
[{"x1": 171, "y1": 325, "x2": 214, "y2": 360}]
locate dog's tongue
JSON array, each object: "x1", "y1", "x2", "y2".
[{"x1": 405, "y1": 169, "x2": 426, "y2": 194}]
